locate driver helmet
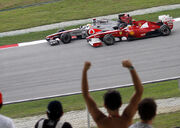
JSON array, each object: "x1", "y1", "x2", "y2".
[
  {"x1": 87, "y1": 24, "x2": 92, "y2": 29},
  {"x1": 92, "y1": 18, "x2": 96, "y2": 23},
  {"x1": 119, "y1": 14, "x2": 132, "y2": 24}
]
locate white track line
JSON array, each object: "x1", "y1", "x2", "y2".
[
  {"x1": 174, "y1": 17, "x2": 180, "y2": 22},
  {"x1": 18, "y1": 39, "x2": 46, "y2": 47}
]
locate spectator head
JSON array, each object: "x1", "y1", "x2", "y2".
[
  {"x1": 0, "y1": 92, "x2": 2, "y2": 109},
  {"x1": 138, "y1": 98, "x2": 157, "y2": 121},
  {"x1": 104, "y1": 90, "x2": 122, "y2": 111},
  {"x1": 47, "y1": 100, "x2": 63, "y2": 120}
]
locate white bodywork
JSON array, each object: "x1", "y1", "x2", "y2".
[
  {"x1": 140, "y1": 22, "x2": 149, "y2": 28},
  {"x1": 159, "y1": 15, "x2": 173, "y2": 22},
  {"x1": 88, "y1": 38, "x2": 102, "y2": 46}
]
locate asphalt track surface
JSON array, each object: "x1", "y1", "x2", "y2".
[{"x1": 1, "y1": 22, "x2": 180, "y2": 103}]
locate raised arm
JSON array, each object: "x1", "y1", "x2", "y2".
[
  {"x1": 122, "y1": 60, "x2": 143, "y2": 120},
  {"x1": 81, "y1": 61, "x2": 105, "y2": 123}
]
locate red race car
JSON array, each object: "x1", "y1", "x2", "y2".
[{"x1": 87, "y1": 15, "x2": 173, "y2": 47}]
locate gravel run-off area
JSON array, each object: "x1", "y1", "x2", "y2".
[{"x1": 14, "y1": 97, "x2": 180, "y2": 128}]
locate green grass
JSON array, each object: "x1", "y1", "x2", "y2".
[
  {"x1": 0, "y1": 80, "x2": 179, "y2": 118},
  {"x1": 153, "y1": 111, "x2": 180, "y2": 128},
  {"x1": 0, "y1": 0, "x2": 180, "y2": 32},
  {"x1": 1, "y1": 8, "x2": 180, "y2": 46},
  {"x1": 130, "y1": 111, "x2": 180, "y2": 128},
  {"x1": 93, "y1": 111, "x2": 180, "y2": 128},
  {"x1": 0, "y1": 0, "x2": 54, "y2": 10}
]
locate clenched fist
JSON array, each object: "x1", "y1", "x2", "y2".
[
  {"x1": 83, "y1": 61, "x2": 91, "y2": 71},
  {"x1": 122, "y1": 60, "x2": 133, "y2": 68}
]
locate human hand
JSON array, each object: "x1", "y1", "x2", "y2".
[
  {"x1": 122, "y1": 60, "x2": 133, "y2": 68},
  {"x1": 83, "y1": 61, "x2": 91, "y2": 71}
]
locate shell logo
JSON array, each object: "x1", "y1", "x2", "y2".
[
  {"x1": 88, "y1": 29, "x2": 95, "y2": 35},
  {"x1": 129, "y1": 30, "x2": 135, "y2": 36}
]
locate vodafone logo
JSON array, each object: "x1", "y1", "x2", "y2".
[{"x1": 88, "y1": 29, "x2": 95, "y2": 35}]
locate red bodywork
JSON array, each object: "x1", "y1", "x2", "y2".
[
  {"x1": 88, "y1": 20, "x2": 172, "y2": 39},
  {"x1": 87, "y1": 19, "x2": 173, "y2": 47}
]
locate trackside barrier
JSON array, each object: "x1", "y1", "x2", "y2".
[
  {"x1": 4, "y1": 76, "x2": 180, "y2": 128},
  {"x1": 4, "y1": 76, "x2": 180, "y2": 105}
]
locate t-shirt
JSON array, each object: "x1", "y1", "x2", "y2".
[
  {"x1": 129, "y1": 122, "x2": 153, "y2": 128},
  {"x1": 0, "y1": 114, "x2": 15, "y2": 128},
  {"x1": 35, "y1": 118, "x2": 72, "y2": 128}
]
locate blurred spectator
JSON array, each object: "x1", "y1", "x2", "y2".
[
  {"x1": 0, "y1": 92, "x2": 15, "y2": 128},
  {"x1": 35, "y1": 100, "x2": 72, "y2": 128},
  {"x1": 129, "y1": 98, "x2": 157, "y2": 128},
  {"x1": 81, "y1": 60, "x2": 143, "y2": 128}
]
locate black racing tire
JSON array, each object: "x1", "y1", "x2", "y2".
[
  {"x1": 127, "y1": 36, "x2": 134, "y2": 41},
  {"x1": 103, "y1": 34, "x2": 115, "y2": 45},
  {"x1": 60, "y1": 33, "x2": 72, "y2": 44},
  {"x1": 159, "y1": 25, "x2": 171, "y2": 36}
]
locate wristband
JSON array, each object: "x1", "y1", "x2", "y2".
[{"x1": 128, "y1": 66, "x2": 134, "y2": 70}]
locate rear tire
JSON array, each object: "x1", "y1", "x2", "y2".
[
  {"x1": 159, "y1": 25, "x2": 171, "y2": 36},
  {"x1": 103, "y1": 34, "x2": 115, "y2": 45},
  {"x1": 127, "y1": 36, "x2": 134, "y2": 41},
  {"x1": 60, "y1": 33, "x2": 72, "y2": 44}
]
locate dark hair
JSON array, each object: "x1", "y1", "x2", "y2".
[
  {"x1": 47, "y1": 100, "x2": 63, "y2": 120},
  {"x1": 138, "y1": 98, "x2": 157, "y2": 121},
  {"x1": 104, "y1": 90, "x2": 122, "y2": 110}
]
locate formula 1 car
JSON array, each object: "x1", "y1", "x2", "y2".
[
  {"x1": 46, "y1": 24, "x2": 95, "y2": 46},
  {"x1": 46, "y1": 18, "x2": 122, "y2": 46},
  {"x1": 45, "y1": 14, "x2": 132, "y2": 46},
  {"x1": 87, "y1": 15, "x2": 173, "y2": 47}
]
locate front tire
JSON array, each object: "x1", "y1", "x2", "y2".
[
  {"x1": 103, "y1": 34, "x2": 115, "y2": 45},
  {"x1": 60, "y1": 33, "x2": 72, "y2": 44}
]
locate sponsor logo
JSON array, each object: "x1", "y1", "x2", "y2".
[{"x1": 88, "y1": 29, "x2": 95, "y2": 35}]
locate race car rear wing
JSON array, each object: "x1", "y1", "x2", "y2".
[
  {"x1": 158, "y1": 15, "x2": 173, "y2": 22},
  {"x1": 158, "y1": 15, "x2": 173, "y2": 29}
]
